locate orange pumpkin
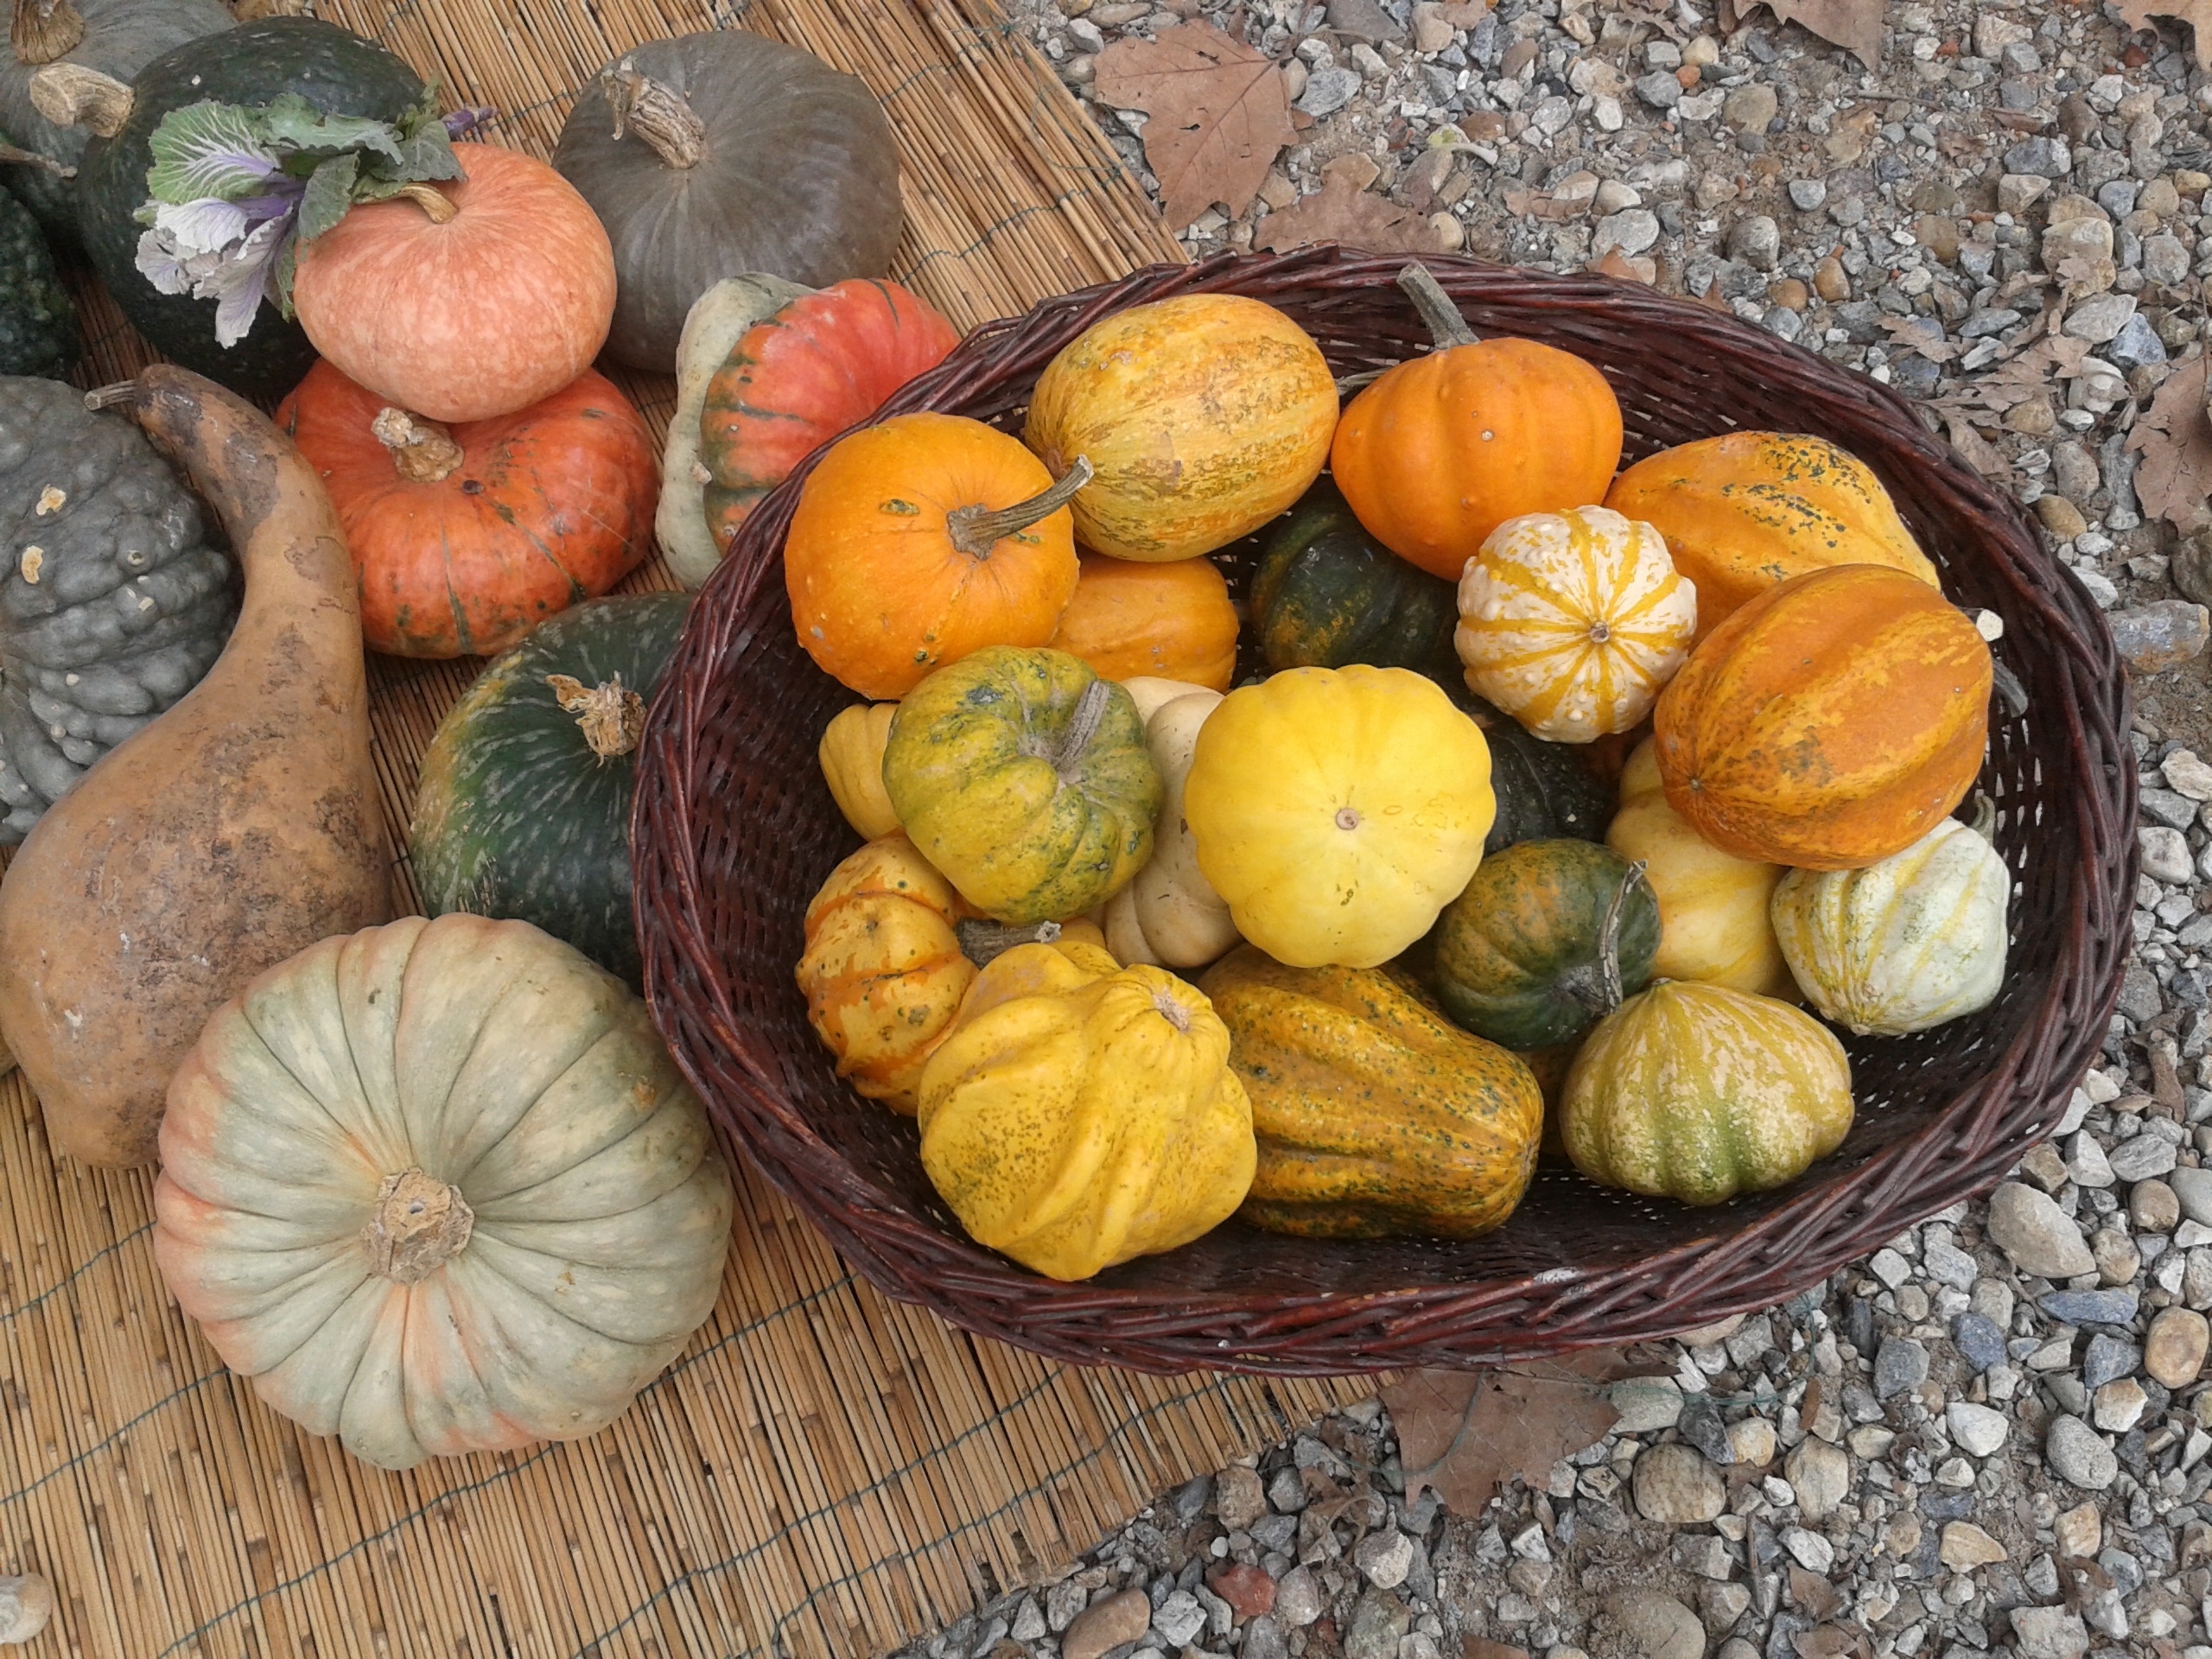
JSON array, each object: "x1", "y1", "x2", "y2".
[
  {"x1": 1048, "y1": 554, "x2": 1238, "y2": 691},
  {"x1": 276, "y1": 360, "x2": 658, "y2": 658},
  {"x1": 1653, "y1": 564, "x2": 1993, "y2": 871},
  {"x1": 1332, "y1": 264, "x2": 1623, "y2": 581},
  {"x1": 785, "y1": 412, "x2": 1084, "y2": 698},
  {"x1": 1604, "y1": 431, "x2": 1941, "y2": 645},
  {"x1": 292, "y1": 144, "x2": 617, "y2": 424}
]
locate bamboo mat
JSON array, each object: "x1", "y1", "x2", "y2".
[{"x1": 0, "y1": 1, "x2": 1374, "y2": 1654}]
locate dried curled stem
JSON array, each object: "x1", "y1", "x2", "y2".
[
  {"x1": 372, "y1": 406, "x2": 465, "y2": 484},
  {"x1": 603, "y1": 63, "x2": 706, "y2": 168},
  {"x1": 547, "y1": 673, "x2": 647, "y2": 761}
]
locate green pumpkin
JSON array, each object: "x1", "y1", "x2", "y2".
[
  {"x1": 1249, "y1": 481, "x2": 1459, "y2": 676},
  {"x1": 884, "y1": 645, "x2": 1160, "y2": 925},
  {"x1": 1429, "y1": 839, "x2": 1660, "y2": 1050},
  {"x1": 0, "y1": 185, "x2": 74, "y2": 377},
  {"x1": 410, "y1": 592, "x2": 690, "y2": 988},
  {"x1": 1453, "y1": 690, "x2": 1613, "y2": 853}
]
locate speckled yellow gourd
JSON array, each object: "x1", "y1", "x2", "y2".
[
  {"x1": 1200, "y1": 947, "x2": 1542, "y2": 1239},
  {"x1": 1562, "y1": 980, "x2": 1853, "y2": 1206},
  {"x1": 818, "y1": 702, "x2": 901, "y2": 839},
  {"x1": 918, "y1": 939, "x2": 1255, "y2": 1281}
]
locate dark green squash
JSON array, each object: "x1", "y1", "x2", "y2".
[
  {"x1": 1428, "y1": 839, "x2": 1659, "y2": 1050},
  {"x1": 410, "y1": 592, "x2": 690, "y2": 988},
  {"x1": 1452, "y1": 688, "x2": 1613, "y2": 853},
  {"x1": 69, "y1": 16, "x2": 429, "y2": 398},
  {"x1": 1249, "y1": 480, "x2": 1459, "y2": 676},
  {"x1": 0, "y1": 181, "x2": 73, "y2": 374}
]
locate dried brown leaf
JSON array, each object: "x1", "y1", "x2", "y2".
[
  {"x1": 1789, "y1": 1566, "x2": 1845, "y2": 1622},
  {"x1": 1883, "y1": 315, "x2": 1961, "y2": 363},
  {"x1": 1254, "y1": 174, "x2": 1433, "y2": 254},
  {"x1": 1382, "y1": 1353, "x2": 1632, "y2": 1517},
  {"x1": 1437, "y1": 0, "x2": 1494, "y2": 23},
  {"x1": 1587, "y1": 245, "x2": 1652, "y2": 283},
  {"x1": 1734, "y1": 0, "x2": 1885, "y2": 68},
  {"x1": 2129, "y1": 353, "x2": 2212, "y2": 532},
  {"x1": 1460, "y1": 1642, "x2": 1528, "y2": 1659},
  {"x1": 1095, "y1": 22, "x2": 1296, "y2": 230},
  {"x1": 2116, "y1": 0, "x2": 2212, "y2": 71},
  {"x1": 1791, "y1": 1627, "x2": 1872, "y2": 1659},
  {"x1": 1945, "y1": 416, "x2": 2008, "y2": 478}
]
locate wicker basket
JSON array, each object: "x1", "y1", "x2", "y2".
[{"x1": 632, "y1": 245, "x2": 2138, "y2": 1373}]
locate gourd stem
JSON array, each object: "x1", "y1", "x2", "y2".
[
  {"x1": 26, "y1": 61, "x2": 130, "y2": 137},
  {"x1": 603, "y1": 66, "x2": 707, "y2": 169},
  {"x1": 362, "y1": 1168, "x2": 474, "y2": 1283},
  {"x1": 371, "y1": 406, "x2": 465, "y2": 484},
  {"x1": 945, "y1": 456, "x2": 1095, "y2": 558},
  {"x1": 957, "y1": 917, "x2": 1062, "y2": 966},
  {"x1": 0, "y1": 141, "x2": 68, "y2": 176},
  {"x1": 82, "y1": 379, "x2": 140, "y2": 410},
  {"x1": 1560, "y1": 859, "x2": 1649, "y2": 1017},
  {"x1": 10, "y1": 0, "x2": 83, "y2": 67},
  {"x1": 546, "y1": 673, "x2": 646, "y2": 762},
  {"x1": 396, "y1": 181, "x2": 460, "y2": 224},
  {"x1": 1396, "y1": 262, "x2": 1479, "y2": 349},
  {"x1": 1053, "y1": 678, "x2": 1114, "y2": 777}
]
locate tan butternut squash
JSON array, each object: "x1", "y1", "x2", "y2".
[{"x1": 0, "y1": 367, "x2": 391, "y2": 1166}]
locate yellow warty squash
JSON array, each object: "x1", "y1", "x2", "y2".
[
  {"x1": 918, "y1": 939, "x2": 1255, "y2": 1280},
  {"x1": 1605, "y1": 739, "x2": 1796, "y2": 999},
  {"x1": 1454, "y1": 506, "x2": 1697, "y2": 743},
  {"x1": 1184, "y1": 665, "x2": 1496, "y2": 968},
  {"x1": 819, "y1": 702, "x2": 901, "y2": 839},
  {"x1": 1104, "y1": 677, "x2": 1243, "y2": 971}
]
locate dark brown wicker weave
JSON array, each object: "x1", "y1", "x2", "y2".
[{"x1": 632, "y1": 245, "x2": 2138, "y2": 1374}]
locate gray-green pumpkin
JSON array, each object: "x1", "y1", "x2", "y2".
[{"x1": 0, "y1": 179, "x2": 73, "y2": 374}]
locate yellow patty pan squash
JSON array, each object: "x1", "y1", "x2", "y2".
[
  {"x1": 1200, "y1": 947, "x2": 1542, "y2": 1239},
  {"x1": 820, "y1": 702, "x2": 901, "y2": 840},
  {"x1": 884, "y1": 647, "x2": 1162, "y2": 925},
  {"x1": 1103, "y1": 677, "x2": 1243, "y2": 972},
  {"x1": 1770, "y1": 804, "x2": 2010, "y2": 1036},
  {"x1": 918, "y1": 939, "x2": 1255, "y2": 1281},
  {"x1": 1183, "y1": 665, "x2": 1496, "y2": 968},
  {"x1": 1562, "y1": 979, "x2": 1853, "y2": 1206},
  {"x1": 1605, "y1": 738, "x2": 1796, "y2": 999}
]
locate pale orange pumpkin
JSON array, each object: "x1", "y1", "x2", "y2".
[
  {"x1": 292, "y1": 143, "x2": 617, "y2": 424},
  {"x1": 1048, "y1": 554, "x2": 1239, "y2": 691}
]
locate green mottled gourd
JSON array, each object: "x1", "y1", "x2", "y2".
[{"x1": 0, "y1": 181, "x2": 74, "y2": 374}]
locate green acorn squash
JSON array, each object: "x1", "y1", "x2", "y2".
[
  {"x1": 1454, "y1": 689, "x2": 1613, "y2": 853},
  {"x1": 410, "y1": 592, "x2": 690, "y2": 988},
  {"x1": 68, "y1": 16, "x2": 429, "y2": 397},
  {"x1": 1428, "y1": 838, "x2": 1660, "y2": 1050},
  {"x1": 0, "y1": 181, "x2": 73, "y2": 375},
  {"x1": 1249, "y1": 480, "x2": 1460, "y2": 676}
]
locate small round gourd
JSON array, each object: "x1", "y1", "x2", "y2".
[
  {"x1": 819, "y1": 702, "x2": 901, "y2": 841},
  {"x1": 1102, "y1": 677, "x2": 1241, "y2": 970},
  {"x1": 1459, "y1": 691, "x2": 1613, "y2": 854},
  {"x1": 1455, "y1": 505, "x2": 1696, "y2": 744},
  {"x1": 1770, "y1": 803, "x2": 2010, "y2": 1035},
  {"x1": 1049, "y1": 553, "x2": 1238, "y2": 691},
  {"x1": 0, "y1": 188, "x2": 76, "y2": 376},
  {"x1": 1249, "y1": 480, "x2": 1460, "y2": 676},
  {"x1": 1561, "y1": 979, "x2": 1853, "y2": 1206},
  {"x1": 153, "y1": 914, "x2": 735, "y2": 1470}
]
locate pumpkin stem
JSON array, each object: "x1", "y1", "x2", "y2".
[
  {"x1": 362, "y1": 1168, "x2": 475, "y2": 1284},
  {"x1": 26, "y1": 61, "x2": 130, "y2": 137},
  {"x1": 1151, "y1": 984, "x2": 1193, "y2": 1033},
  {"x1": 82, "y1": 379, "x2": 140, "y2": 410},
  {"x1": 945, "y1": 456, "x2": 1095, "y2": 559},
  {"x1": 603, "y1": 63, "x2": 707, "y2": 170},
  {"x1": 1396, "y1": 262, "x2": 1479, "y2": 350},
  {"x1": 1560, "y1": 858, "x2": 1648, "y2": 1018},
  {"x1": 957, "y1": 917, "x2": 1063, "y2": 966},
  {"x1": 371, "y1": 406, "x2": 465, "y2": 484},
  {"x1": 1053, "y1": 677, "x2": 1114, "y2": 779},
  {"x1": 547, "y1": 672, "x2": 647, "y2": 762},
  {"x1": 0, "y1": 139, "x2": 70, "y2": 175},
  {"x1": 10, "y1": 0, "x2": 82, "y2": 67},
  {"x1": 396, "y1": 181, "x2": 460, "y2": 224}
]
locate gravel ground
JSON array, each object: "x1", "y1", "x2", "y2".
[{"x1": 896, "y1": 3, "x2": 2212, "y2": 1656}]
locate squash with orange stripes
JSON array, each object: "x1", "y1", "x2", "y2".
[{"x1": 1452, "y1": 505, "x2": 1697, "y2": 744}]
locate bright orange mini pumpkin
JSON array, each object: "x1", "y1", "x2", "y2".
[
  {"x1": 1332, "y1": 264, "x2": 1624, "y2": 581},
  {"x1": 292, "y1": 144, "x2": 617, "y2": 424},
  {"x1": 1048, "y1": 554, "x2": 1239, "y2": 691},
  {"x1": 1654, "y1": 564, "x2": 1993, "y2": 871},
  {"x1": 785, "y1": 412, "x2": 1085, "y2": 698},
  {"x1": 276, "y1": 360, "x2": 658, "y2": 658}
]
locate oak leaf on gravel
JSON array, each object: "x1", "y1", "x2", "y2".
[
  {"x1": 1254, "y1": 174, "x2": 1432, "y2": 254},
  {"x1": 1728, "y1": 0, "x2": 1885, "y2": 68},
  {"x1": 1382, "y1": 1351, "x2": 1637, "y2": 1516},
  {"x1": 2116, "y1": 1, "x2": 2212, "y2": 71},
  {"x1": 1095, "y1": 22, "x2": 1295, "y2": 231},
  {"x1": 2129, "y1": 353, "x2": 2212, "y2": 533}
]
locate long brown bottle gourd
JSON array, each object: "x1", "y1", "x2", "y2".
[{"x1": 0, "y1": 365, "x2": 390, "y2": 1165}]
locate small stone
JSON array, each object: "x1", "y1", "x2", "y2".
[
  {"x1": 1677, "y1": 1396, "x2": 1735, "y2": 1466},
  {"x1": 1323, "y1": 0, "x2": 1405, "y2": 43},
  {"x1": 1999, "y1": 173, "x2": 2053, "y2": 214},
  {"x1": 2132, "y1": 1177, "x2": 2183, "y2": 1232},
  {"x1": 1207, "y1": 1564, "x2": 1273, "y2": 1621},
  {"x1": 1296, "y1": 66, "x2": 1361, "y2": 118},
  {"x1": 1847, "y1": 1423, "x2": 1895, "y2": 1460},
  {"x1": 1352, "y1": 1529, "x2": 1414, "y2": 1590},
  {"x1": 2046, "y1": 1415, "x2": 2119, "y2": 1491},
  {"x1": 2005, "y1": 136, "x2": 2074, "y2": 178},
  {"x1": 1948, "y1": 1402, "x2": 2010, "y2": 1457},
  {"x1": 1409, "y1": 3, "x2": 1452, "y2": 53},
  {"x1": 1633, "y1": 1443, "x2": 1726, "y2": 1524},
  {"x1": 1344, "y1": 1587, "x2": 1410, "y2": 1659},
  {"x1": 1243, "y1": 1618, "x2": 1288, "y2": 1659},
  {"x1": 2145, "y1": 232, "x2": 2192, "y2": 286},
  {"x1": 1065, "y1": 1590, "x2": 1152, "y2": 1659},
  {"x1": 2109, "y1": 313, "x2": 2168, "y2": 370},
  {"x1": 1607, "y1": 1592, "x2": 1704, "y2": 1659},
  {"x1": 2009, "y1": 1605, "x2": 2091, "y2": 1659},
  {"x1": 1674, "y1": 1535, "x2": 1732, "y2": 1580},
  {"x1": 1266, "y1": 1467, "x2": 1306, "y2": 1513},
  {"x1": 2111, "y1": 1135, "x2": 2178, "y2": 1182},
  {"x1": 1810, "y1": 256, "x2": 1849, "y2": 303},
  {"x1": 1784, "y1": 1438, "x2": 1849, "y2": 1521},
  {"x1": 1216, "y1": 1466, "x2": 1267, "y2": 1532},
  {"x1": 1716, "y1": 1644, "x2": 1758, "y2": 1659},
  {"x1": 1780, "y1": 1527, "x2": 1834, "y2": 1573},
  {"x1": 1954, "y1": 1311, "x2": 2006, "y2": 1372},
  {"x1": 2174, "y1": 1166, "x2": 2212, "y2": 1224},
  {"x1": 2054, "y1": 1501, "x2": 2101, "y2": 1559},
  {"x1": 2066, "y1": 293, "x2": 2138, "y2": 344},
  {"x1": 1274, "y1": 1567, "x2": 1321, "y2": 1628},
  {"x1": 1788, "y1": 178, "x2": 1827, "y2": 211},
  {"x1": 2111, "y1": 601, "x2": 2212, "y2": 674},
  {"x1": 2082, "y1": 1332, "x2": 2139, "y2": 1389},
  {"x1": 2093, "y1": 1376, "x2": 2148, "y2": 1432},
  {"x1": 1874, "y1": 1337, "x2": 1928, "y2": 1398},
  {"x1": 1012, "y1": 1602, "x2": 1048, "y2": 1643},
  {"x1": 1154, "y1": 1592, "x2": 1206, "y2": 1649},
  {"x1": 2147, "y1": 1306, "x2": 2210, "y2": 1386},
  {"x1": 2039, "y1": 1287, "x2": 2139, "y2": 1325},
  {"x1": 2144, "y1": 827, "x2": 2196, "y2": 884},
  {"x1": 1635, "y1": 70, "x2": 1681, "y2": 109},
  {"x1": 0, "y1": 1575, "x2": 51, "y2": 1648},
  {"x1": 2036, "y1": 495, "x2": 2090, "y2": 539},
  {"x1": 1047, "y1": 1580, "x2": 1089, "y2": 1634},
  {"x1": 1989, "y1": 1183, "x2": 2096, "y2": 1278},
  {"x1": 1609, "y1": 1376, "x2": 1683, "y2": 1433},
  {"x1": 1941, "y1": 1522, "x2": 2008, "y2": 1569},
  {"x1": 1728, "y1": 1418, "x2": 1777, "y2": 1467},
  {"x1": 1594, "y1": 208, "x2": 1660, "y2": 257},
  {"x1": 1722, "y1": 82, "x2": 1777, "y2": 130},
  {"x1": 1727, "y1": 213, "x2": 1780, "y2": 271}
]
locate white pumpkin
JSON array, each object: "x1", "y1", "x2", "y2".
[
  {"x1": 1454, "y1": 505, "x2": 1696, "y2": 743},
  {"x1": 152, "y1": 914, "x2": 734, "y2": 1470},
  {"x1": 658, "y1": 274, "x2": 810, "y2": 588},
  {"x1": 1770, "y1": 805, "x2": 2011, "y2": 1036},
  {"x1": 1103, "y1": 677, "x2": 1243, "y2": 970}
]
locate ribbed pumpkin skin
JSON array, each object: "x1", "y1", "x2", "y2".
[
  {"x1": 1250, "y1": 482, "x2": 1460, "y2": 675},
  {"x1": 1653, "y1": 564, "x2": 1993, "y2": 871},
  {"x1": 277, "y1": 360, "x2": 658, "y2": 658},
  {"x1": 1024, "y1": 295, "x2": 1336, "y2": 562},
  {"x1": 1605, "y1": 431, "x2": 1940, "y2": 645},
  {"x1": 410, "y1": 593, "x2": 688, "y2": 987},
  {"x1": 1606, "y1": 738, "x2": 1794, "y2": 998},
  {"x1": 1454, "y1": 506, "x2": 1696, "y2": 744},
  {"x1": 1332, "y1": 337, "x2": 1623, "y2": 581},
  {"x1": 1770, "y1": 814, "x2": 2010, "y2": 1035},
  {"x1": 796, "y1": 833, "x2": 976, "y2": 1112},
  {"x1": 1049, "y1": 553, "x2": 1238, "y2": 690},
  {"x1": 1200, "y1": 947, "x2": 1542, "y2": 1239},
  {"x1": 1563, "y1": 980, "x2": 1852, "y2": 1205},
  {"x1": 700, "y1": 280, "x2": 961, "y2": 548},
  {"x1": 1428, "y1": 839, "x2": 1660, "y2": 1050},
  {"x1": 818, "y1": 702, "x2": 901, "y2": 840}
]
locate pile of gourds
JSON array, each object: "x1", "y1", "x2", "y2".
[{"x1": 792, "y1": 265, "x2": 2010, "y2": 1282}]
